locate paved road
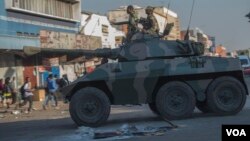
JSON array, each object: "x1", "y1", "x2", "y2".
[{"x1": 0, "y1": 77, "x2": 250, "y2": 141}]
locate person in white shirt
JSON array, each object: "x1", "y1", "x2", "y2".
[{"x1": 19, "y1": 77, "x2": 33, "y2": 113}]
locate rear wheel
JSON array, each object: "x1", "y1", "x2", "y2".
[
  {"x1": 69, "y1": 87, "x2": 110, "y2": 127},
  {"x1": 156, "y1": 81, "x2": 196, "y2": 120},
  {"x1": 206, "y1": 77, "x2": 246, "y2": 115}
]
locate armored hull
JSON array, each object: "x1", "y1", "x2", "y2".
[{"x1": 58, "y1": 37, "x2": 248, "y2": 127}]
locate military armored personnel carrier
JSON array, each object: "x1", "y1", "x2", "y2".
[{"x1": 24, "y1": 34, "x2": 248, "y2": 127}]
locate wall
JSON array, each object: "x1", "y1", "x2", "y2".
[
  {"x1": 0, "y1": 0, "x2": 82, "y2": 87},
  {"x1": 40, "y1": 30, "x2": 102, "y2": 49},
  {"x1": 0, "y1": 54, "x2": 16, "y2": 78},
  {"x1": 60, "y1": 65, "x2": 77, "y2": 82},
  {"x1": 5, "y1": 0, "x2": 81, "y2": 20},
  {"x1": 81, "y1": 13, "x2": 125, "y2": 49},
  {"x1": 0, "y1": 54, "x2": 24, "y2": 88},
  {"x1": 0, "y1": 0, "x2": 80, "y2": 50}
]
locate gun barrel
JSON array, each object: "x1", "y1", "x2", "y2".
[{"x1": 23, "y1": 46, "x2": 120, "y2": 59}]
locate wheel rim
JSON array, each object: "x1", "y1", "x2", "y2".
[
  {"x1": 216, "y1": 85, "x2": 242, "y2": 111},
  {"x1": 165, "y1": 88, "x2": 189, "y2": 113},
  {"x1": 77, "y1": 95, "x2": 102, "y2": 121},
  {"x1": 81, "y1": 98, "x2": 100, "y2": 117}
]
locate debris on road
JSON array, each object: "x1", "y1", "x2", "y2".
[
  {"x1": 76, "y1": 126, "x2": 95, "y2": 139},
  {"x1": 76, "y1": 124, "x2": 177, "y2": 140},
  {"x1": 11, "y1": 110, "x2": 21, "y2": 115}
]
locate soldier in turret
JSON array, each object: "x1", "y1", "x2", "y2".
[
  {"x1": 141, "y1": 6, "x2": 159, "y2": 36},
  {"x1": 126, "y1": 5, "x2": 140, "y2": 42}
]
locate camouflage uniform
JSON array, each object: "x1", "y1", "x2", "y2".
[
  {"x1": 143, "y1": 6, "x2": 159, "y2": 36},
  {"x1": 127, "y1": 12, "x2": 139, "y2": 41}
]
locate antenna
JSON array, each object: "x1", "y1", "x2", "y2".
[
  {"x1": 166, "y1": 0, "x2": 172, "y2": 19},
  {"x1": 163, "y1": 0, "x2": 172, "y2": 29},
  {"x1": 184, "y1": 0, "x2": 196, "y2": 40},
  {"x1": 161, "y1": 0, "x2": 175, "y2": 38}
]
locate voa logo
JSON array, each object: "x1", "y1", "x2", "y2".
[{"x1": 226, "y1": 129, "x2": 246, "y2": 136}]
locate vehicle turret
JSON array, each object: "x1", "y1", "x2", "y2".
[{"x1": 24, "y1": 34, "x2": 204, "y2": 61}]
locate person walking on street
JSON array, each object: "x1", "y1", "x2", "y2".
[
  {"x1": 54, "y1": 74, "x2": 60, "y2": 87},
  {"x1": 19, "y1": 77, "x2": 34, "y2": 113},
  {"x1": 10, "y1": 77, "x2": 17, "y2": 104},
  {"x1": 60, "y1": 74, "x2": 70, "y2": 88},
  {"x1": 59, "y1": 74, "x2": 70, "y2": 103},
  {"x1": 3, "y1": 77, "x2": 13, "y2": 109},
  {"x1": 0, "y1": 79, "x2": 4, "y2": 107},
  {"x1": 43, "y1": 74, "x2": 58, "y2": 110}
]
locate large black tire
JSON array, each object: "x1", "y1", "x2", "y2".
[
  {"x1": 206, "y1": 77, "x2": 247, "y2": 115},
  {"x1": 156, "y1": 81, "x2": 196, "y2": 120},
  {"x1": 69, "y1": 87, "x2": 110, "y2": 127},
  {"x1": 196, "y1": 101, "x2": 212, "y2": 113},
  {"x1": 148, "y1": 103, "x2": 160, "y2": 115}
]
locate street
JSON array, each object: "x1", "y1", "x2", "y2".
[
  {"x1": 0, "y1": 76, "x2": 250, "y2": 141},
  {"x1": 0, "y1": 0, "x2": 249, "y2": 141}
]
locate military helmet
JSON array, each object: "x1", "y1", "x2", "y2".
[
  {"x1": 127, "y1": 5, "x2": 134, "y2": 11},
  {"x1": 145, "y1": 6, "x2": 154, "y2": 13}
]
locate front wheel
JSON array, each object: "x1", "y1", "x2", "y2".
[{"x1": 69, "y1": 87, "x2": 110, "y2": 127}]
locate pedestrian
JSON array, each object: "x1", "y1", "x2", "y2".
[
  {"x1": 0, "y1": 78, "x2": 4, "y2": 107},
  {"x1": 141, "y1": 6, "x2": 159, "y2": 36},
  {"x1": 54, "y1": 74, "x2": 60, "y2": 87},
  {"x1": 3, "y1": 77, "x2": 13, "y2": 109},
  {"x1": 59, "y1": 74, "x2": 70, "y2": 103},
  {"x1": 43, "y1": 74, "x2": 58, "y2": 110},
  {"x1": 60, "y1": 74, "x2": 70, "y2": 88},
  {"x1": 19, "y1": 77, "x2": 34, "y2": 113},
  {"x1": 126, "y1": 5, "x2": 140, "y2": 42},
  {"x1": 10, "y1": 77, "x2": 17, "y2": 104},
  {"x1": 54, "y1": 74, "x2": 62, "y2": 103}
]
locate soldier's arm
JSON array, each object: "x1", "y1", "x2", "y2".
[
  {"x1": 131, "y1": 14, "x2": 138, "y2": 26},
  {"x1": 151, "y1": 16, "x2": 159, "y2": 31},
  {"x1": 145, "y1": 16, "x2": 158, "y2": 34},
  {"x1": 130, "y1": 13, "x2": 140, "y2": 29}
]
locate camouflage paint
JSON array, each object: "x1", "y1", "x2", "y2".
[{"x1": 58, "y1": 38, "x2": 247, "y2": 105}]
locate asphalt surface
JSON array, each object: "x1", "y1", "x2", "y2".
[{"x1": 0, "y1": 76, "x2": 250, "y2": 141}]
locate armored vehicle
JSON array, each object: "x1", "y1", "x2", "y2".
[{"x1": 24, "y1": 34, "x2": 248, "y2": 127}]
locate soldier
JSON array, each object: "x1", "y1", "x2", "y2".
[
  {"x1": 142, "y1": 6, "x2": 159, "y2": 36},
  {"x1": 126, "y1": 5, "x2": 140, "y2": 42}
]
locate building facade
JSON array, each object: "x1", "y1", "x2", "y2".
[
  {"x1": 154, "y1": 6, "x2": 181, "y2": 40},
  {"x1": 80, "y1": 11, "x2": 125, "y2": 49},
  {"x1": 0, "y1": 0, "x2": 81, "y2": 88}
]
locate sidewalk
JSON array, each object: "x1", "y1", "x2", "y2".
[{"x1": 0, "y1": 101, "x2": 70, "y2": 123}]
